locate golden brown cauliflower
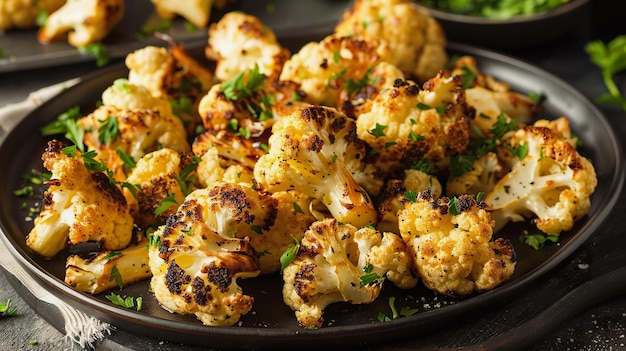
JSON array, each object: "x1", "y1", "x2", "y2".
[
  {"x1": 356, "y1": 76, "x2": 470, "y2": 178},
  {"x1": 193, "y1": 181, "x2": 316, "y2": 274},
  {"x1": 253, "y1": 105, "x2": 378, "y2": 227},
  {"x1": 205, "y1": 11, "x2": 290, "y2": 82},
  {"x1": 398, "y1": 190, "x2": 516, "y2": 295},
  {"x1": 279, "y1": 33, "x2": 392, "y2": 109},
  {"x1": 65, "y1": 238, "x2": 151, "y2": 294},
  {"x1": 0, "y1": 0, "x2": 65, "y2": 30},
  {"x1": 37, "y1": 0, "x2": 124, "y2": 47},
  {"x1": 334, "y1": 0, "x2": 448, "y2": 82},
  {"x1": 123, "y1": 148, "x2": 201, "y2": 230},
  {"x1": 125, "y1": 45, "x2": 215, "y2": 134},
  {"x1": 376, "y1": 168, "x2": 442, "y2": 234},
  {"x1": 78, "y1": 79, "x2": 190, "y2": 181},
  {"x1": 148, "y1": 188, "x2": 261, "y2": 326},
  {"x1": 282, "y1": 218, "x2": 417, "y2": 328},
  {"x1": 26, "y1": 140, "x2": 134, "y2": 258}
]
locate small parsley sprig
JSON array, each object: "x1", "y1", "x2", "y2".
[
  {"x1": 585, "y1": 35, "x2": 626, "y2": 111},
  {"x1": 105, "y1": 292, "x2": 143, "y2": 311},
  {"x1": 0, "y1": 298, "x2": 18, "y2": 317}
]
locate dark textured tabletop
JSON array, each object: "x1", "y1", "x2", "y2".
[{"x1": 1, "y1": 2, "x2": 626, "y2": 351}]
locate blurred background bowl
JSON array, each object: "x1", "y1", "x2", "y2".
[{"x1": 414, "y1": 0, "x2": 589, "y2": 51}]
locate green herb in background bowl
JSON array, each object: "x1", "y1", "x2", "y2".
[{"x1": 416, "y1": 0, "x2": 571, "y2": 19}]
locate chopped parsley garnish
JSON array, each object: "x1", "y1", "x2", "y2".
[
  {"x1": 110, "y1": 265, "x2": 124, "y2": 289},
  {"x1": 519, "y1": 232, "x2": 559, "y2": 250},
  {"x1": 78, "y1": 42, "x2": 110, "y2": 67},
  {"x1": 105, "y1": 293, "x2": 143, "y2": 311},
  {"x1": 221, "y1": 64, "x2": 267, "y2": 100},
  {"x1": 0, "y1": 298, "x2": 18, "y2": 317},
  {"x1": 154, "y1": 192, "x2": 178, "y2": 217},
  {"x1": 369, "y1": 123, "x2": 387, "y2": 138}
]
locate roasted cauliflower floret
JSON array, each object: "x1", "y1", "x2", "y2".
[
  {"x1": 26, "y1": 140, "x2": 134, "y2": 258},
  {"x1": 125, "y1": 45, "x2": 215, "y2": 133},
  {"x1": 37, "y1": 0, "x2": 124, "y2": 47},
  {"x1": 78, "y1": 79, "x2": 190, "y2": 181},
  {"x1": 279, "y1": 33, "x2": 391, "y2": 109},
  {"x1": 205, "y1": 11, "x2": 290, "y2": 82},
  {"x1": 123, "y1": 148, "x2": 200, "y2": 230},
  {"x1": 151, "y1": 0, "x2": 232, "y2": 28},
  {"x1": 197, "y1": 64, "x2": 305, "y2": 138},
  {"x1": 334, "y1": 0, "x2": 448, "y2": 82},
  {"x1": 254, "y1": 105, "x2": 378, "y2": 227},
  {"x1": 148, "y1": 189, "x2": 261, "y2": 326},
  {"x1": 484, "y1": 121, "x2": 598, "y2": 234},
  {"x1": 451, "y1": 55, "x2": 538, "y2": 131},
  {"x1": 65, "y1": 238, "x2": 151, "y2": 294},
  {"x1": 398, "y1": 190, "x2": 516, "y2": 295},
  {"x1": 282, "y1": 218, "x2": 416, "y2": 328},
  {"x1": 357, "y1": 77, "x2": 470, "y2": 178},
  {"x1": 191, "y1": 181, "x2": 316, "y2": 274},
  {"x1": 0, "y1": 0, "x2": 65, "y2": 30},
  {"x1": 376, "y1": 168, "x2": 442, "y2": 234}
]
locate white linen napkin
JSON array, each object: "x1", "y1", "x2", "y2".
[{"x1": 0, "y1": 79, "x2": 115, "y2": 349}]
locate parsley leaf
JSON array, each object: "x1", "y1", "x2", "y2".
[
  {"x1": 0, "y1": 298, "x2": 18, "y2": 316},
  {"x1": 519, "y1": 232, "x2": 559, "y2": 250},
  {"x1": 279, "y1": 235, "x2": 300, "y2": 274},
  {"x1": 585, "y1": 35, "x2": 626, "y2": 110}
]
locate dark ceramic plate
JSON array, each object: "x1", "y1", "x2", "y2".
[
  {"x1": 0, "y1": 0, "x2": 350, "y2": 73},
  {"x1": 414, "y1": 0, "x2": 589, "y2": 50},
  {"x1": 0, "y1": 40, "x2": 622, "y2": 349}
]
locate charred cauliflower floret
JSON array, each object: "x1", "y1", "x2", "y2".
[
  {"x1": 37, "y1": 0, "x2": 124, "y2": 47},
  {"x1": 450, "y1": 55, "x2": 538, "y2": 132},
  {"x1": 0, "y1": 0, "x2": 65, "y2": 30},
  {"x1": 357, "y1": 77, "x2": 470, "y2": 178},
  {"x1": 123, "y1": 148, "x2": 200, "y2": 230},
  {"x1": 254, "y1": 105, "x2": 378, "y2": 227},
  {"x1": 376, "y1": 168, "x2": 442, "y2": 234},
  {"x1": 398, "y1": 190, "x2": 516, "y2": 295},
  {"x1": 26, "y1": 140, "x2": 134, "y2": 258},
  {"x1": 148, "y1": 188, "x2": 261, "y2": 326},
  {"x1": 193, "y1": 181, "x2": 316, "y2": 274},
  {"x1": 78, "y1": 79, "x2": 190, "y2": 181},
  {"x1": 65, "y1": 238, "x2": 151, "y2": 294},
  {"x1": 279, "y1": 33, "x2": 392, "y2": 109},
  {"x1": 197, "y1": 64, "x2": 305, "y2": 139},
  {"x1": 484, "y1": 120, "x2": 598, "y2": 234},
  {"x1": 125, "y1": 45, "x2": 215, "y2": 134},
  {"x1": 334, "y1": 0, "x2": 448, "y2": 83},
  {"x1": 205, "y1": 11, "x2": 290, "y2": 82},
  {"x1": 282, "y1": 218, "x2": 416, "y2": 328}
]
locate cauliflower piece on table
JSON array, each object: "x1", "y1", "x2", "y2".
[
  {"x1": 78, "y1": 80, "x2": 190, "y2": 181},
  {"x1": 398, "y1": 190, "x2": 516, "y2": 295},
  {"x1": 484, "y1": 120, "x2": 598, "y2": 234},
  {"x1": 0, "y1": 0, "x2": 65, "y2": 30},
  {"x1": 335, "y1": 0, "x2": 448, "y2": 83},
  {"x1": 26, "y1": 140, "x2": 134, "y2": 258},
  {"x1": 37, "y1": 0, "x2": 124, "y2": 47},
  {"x1": 205, "y1": 11, "x2": 290, "y2": 82},
  {"x1": 282, "y1": 218, "x2": 416, "y2": 328},
  {"x1": 148, "y1": 188, "x2": 261, "y2": 326},
  {"x1": 253, "y1": 105, "x2": 378, "y2": 227}
]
